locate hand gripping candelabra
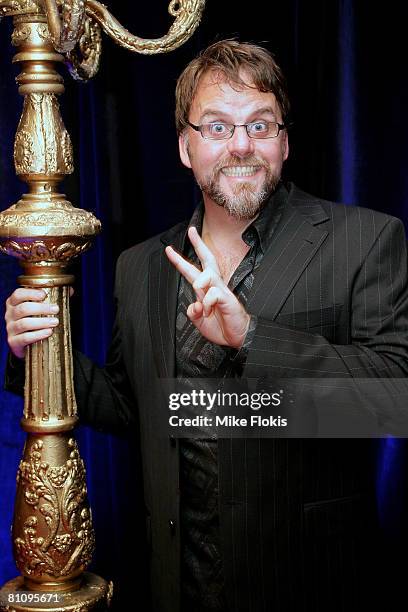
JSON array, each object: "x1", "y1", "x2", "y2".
[{"x1": 0, "y1": 1, "x2": 205, "y2": 610}]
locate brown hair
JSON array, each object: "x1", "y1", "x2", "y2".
[{"x1": 175, "y1": 39, "x2": 290, "y2": 134}]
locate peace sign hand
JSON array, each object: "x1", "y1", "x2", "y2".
[{"x1": 165, "y1": 226, "x2": 250, "y2": 349}]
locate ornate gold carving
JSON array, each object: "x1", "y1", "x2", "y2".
[
  {"x1": 7, "y1": 0, "x2": 205, "y2": 80},
  {"x1": 2, "y1": 0, "x2": 206, "y2": 77},
  {"x1": 37, "y1": 22, "x2": 51, "y2": 42},
  {"x1": 85, "y1": 0, "x2": 205, "y2": 56},
  {"x1": 14, "y1": 438, "x2": 95, "y2": 578},
  {"x1": 0, "y1": 240, "x2": 92, "y2": 261},
  {"x1": 44, "y1": 0, "x2": 85, "y2": 53},
  {"x1": 0, "y1": 0, "x2": 41, "y2": 18},
  {"x1": 22, "y1": 284, "x2": 77, "y2": 432},
  {"x1": 0, "y1": 205, "x2": 101, "y2": 241},
  {"x1": 14, "y1": 94, "x2": 74, "y2": 176},
  {"x1": 61, "y1": 130, "x2": 74, "y2": 168},
  {"x1": 66, "y1": 15, "x2": 101, "y2": 81},
  {"x1": 3, "y1": 0, "x2": 205, "y2": 83},
  {"x1": 11, "y1": 23, "x2": 31, "y2": 46},
  {"x1": 0, "y1": 206, "x2": 100, "y2": 226},
  {"x1": 14, "y1": 130, "x2": 34, "y2": 174},
  {"x1": 106, "y1": 581, "x2": 114, "y2": 607}
]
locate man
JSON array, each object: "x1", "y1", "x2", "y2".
[{"x1": 5, "y1": 40, "x2": 408, "y2": 611}]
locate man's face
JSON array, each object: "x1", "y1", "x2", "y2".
[{"x1": 179, "y1": 70, "x2": 289, "y2": 220}]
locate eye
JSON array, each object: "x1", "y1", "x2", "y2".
[
  {"x1": 249, "y1": 121, "x2": 269, "y2": 134},
  {"x1": 208, "y1": 123, "x2": 229, "y2": 135}
]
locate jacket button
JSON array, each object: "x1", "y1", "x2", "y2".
[
  {"x1": 169, "y1": 435, "x2": 176, "y2": 448},
  {"x1": 168, "y1": 519, "x2": 176, "y2": 535}
]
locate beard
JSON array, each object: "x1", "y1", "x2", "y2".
[{"x1": 197, "y1": 154, "x2": 281, "y2": 220}]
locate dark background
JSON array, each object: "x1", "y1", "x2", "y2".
[{"x1": 1, "y1": 0, "x2": 408, "y2": 607}]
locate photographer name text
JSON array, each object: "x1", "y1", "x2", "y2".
[{"x1": 169, "y1": 415, "x2": 287, "y2": 427}]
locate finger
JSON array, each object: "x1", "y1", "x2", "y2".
[
  {"x1": 202, "y1": 286, "x2": 223, "y2": 317},
  {"x1": 188, "y1": 226, "x2": 219, "y2": 272},
  {"x1": 11, "y1": 302, "x2": 59, "y2": 321},
  {"x1": 165, "y1": 245, "x2": 201, "y2": 284},
  {"x1": 10, "y1": 316, "x2": 59, "y2": 336},
  {"x1": 7, "y1": 288, "x2": 47, "y2": 307},
  {"x1": 187, "y1": 301, "x2": 204, "y2": 321},
  {"x1": 9, "y1": 328, "x2": 54, "y2": 358},
  {"x1": 69, "y1": 287, "x2": 74, "y2": 297},
  {"x1": 193, "y1": 267, "x2": 224, "y2": 294}
]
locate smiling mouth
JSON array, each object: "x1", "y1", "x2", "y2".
[{"x1": 221, "y1": 165, "x2": 261, "y2": 177}]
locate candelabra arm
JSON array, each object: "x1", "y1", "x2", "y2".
[
  {"x1": 85, "y1": 0, "x2": 205, "y2": 54},
  {"x1": 43, "y1": 0, "x2": 85, "y2": 53}
]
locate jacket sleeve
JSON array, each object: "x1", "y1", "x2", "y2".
[
  {"x1": 73, "y1": 322, "x2": 137, "y2": 436},
  {"x1": 242, "y1": 217, "x2": 408, "y2": 379},
  {"x1": 4, "y1": 351, "x2": 25, "y2": 397},
  {"x1": 4, "y1": 254, "x2": 137, "y2": 436}
]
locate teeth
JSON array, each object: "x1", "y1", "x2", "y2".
[{"x1": 222, "y1": 166, "x2": 259, "y2": 177}]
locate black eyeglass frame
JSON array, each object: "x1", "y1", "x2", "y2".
[{"x1": 186, "y1": 120, "x2": 288, "y2": 140}]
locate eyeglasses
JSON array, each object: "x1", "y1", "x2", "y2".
[{"x1": 187, "y1": 120, "x2": 287, "y2": 140}]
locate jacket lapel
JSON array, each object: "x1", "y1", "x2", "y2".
[
  {"x1": 148, "y1": 221, "x2": 188, "y2": 378},
  {"x1": 248, "y1": 185, "x2": 330, "y2": 319},
  {"x1": 147, "y1": 184, "x2": 331, "y2": 376}
]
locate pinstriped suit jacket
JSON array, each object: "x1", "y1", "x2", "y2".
[{"x1": 7, "y1": 183, "x2": 408, "y2": 610}]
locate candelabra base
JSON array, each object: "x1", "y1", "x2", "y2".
[{"x1": 0, "y1": 572, "x2": 112, "y2": 612}]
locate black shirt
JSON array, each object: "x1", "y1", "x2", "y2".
[{"x1": 176, "y1": 184, "x2": 286, "y2": 611}]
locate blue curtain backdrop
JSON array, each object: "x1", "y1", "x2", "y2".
[{"x1": 1, "y1": 0, "x2": 408, "y2": 606}]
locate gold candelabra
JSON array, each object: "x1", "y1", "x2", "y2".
[{"x1": 0, "y1": 1, "x2": 205, "y2": 610}]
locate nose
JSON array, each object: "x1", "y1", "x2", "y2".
[{"x1": 226, "y1": 125, "x2": 254, "y2": 158}]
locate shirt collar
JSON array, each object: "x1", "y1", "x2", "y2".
[
  {"x1": 243, "y1": 181, "x2": 288, "y2": 253},
  {"x1": 184, "y1": 181, "x2": 288, "y2": 255}
]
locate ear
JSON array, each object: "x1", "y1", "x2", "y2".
[
  {"x1": 178, "y1": 132, "x2": 192, "y2": 169},
  {"x1": 282, "y1": 131, "x2": 289, "y2": 161}
]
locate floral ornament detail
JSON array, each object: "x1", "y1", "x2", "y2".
[
  {"x1": 14, "y1": 130, "x2": 34, "y2": 174},
  {"x1": 14, "y1": 438, "x2": 95, "y2": 577}
]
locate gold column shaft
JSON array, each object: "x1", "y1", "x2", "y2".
[
  {"x1": 13, "y1": 434, "x2": 94, "y2": 591},
  {"x1": 23, "y1": 282, "x2": 77, "y2": 433},
  {"x1": 0, "y1": 10, "x2": 108, "y2": 612}
]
